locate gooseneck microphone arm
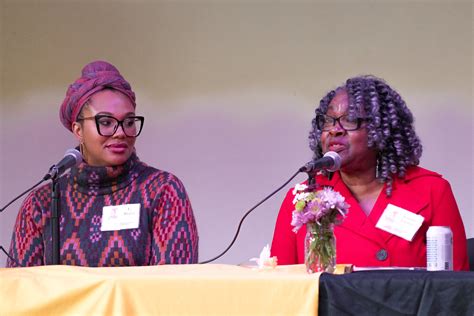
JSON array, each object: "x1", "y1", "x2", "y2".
[
  {"x1": 199, "y1": 152, "x2": 342, "y2": 264},
  {"x1": 198, "y1": 169, "x2": 301, "y2": 264}
]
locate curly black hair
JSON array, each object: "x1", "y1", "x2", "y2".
[{"x1": 308, "y1": 75, "x2": 422, "y2": 196}]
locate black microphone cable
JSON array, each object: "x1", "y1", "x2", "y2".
[
  {"x1": 0, "y1": 178, "x2": 45, "y2": 213},
  {"x1": 0, "y1": 246, "x2": 20, "y2": 266},
  {"x1": 199, "y1": 169, "x2": 301, "y2": 264},
  {"x1": 0, "y1": 148, "x2": 82, "y2": 213},
  {"x1": 0, "y1": 177, "x2": 48, "y2": 266}
]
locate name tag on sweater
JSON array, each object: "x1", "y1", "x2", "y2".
[
  {"x1": 101, "y1": 203, "x2": 140, "y2": 231},
  {"x1": 376, "y1": 204, "x2": 424, "y2": 241}
]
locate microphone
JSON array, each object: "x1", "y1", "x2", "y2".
[
  {"x1": 299, "y1": 151, "x2": 341, "y2": 173},
  {"x1": 43, "y1": 149, "x2": 83, "y2": 181}
]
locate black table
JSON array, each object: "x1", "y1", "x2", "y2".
[{"x1": 319, "y1": 270, "x2": 474, "y2": 315}]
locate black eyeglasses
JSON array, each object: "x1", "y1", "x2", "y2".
[
  {"x1": 316, "y1": 114, "x2": 368, "y2": 132},
  {"x1": 77, "y1": 115, "x2": 145, "y2": 137}
]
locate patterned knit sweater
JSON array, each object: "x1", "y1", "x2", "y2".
[{"x1": 7, "y1": 153, "x2": 198, "y2": 267}]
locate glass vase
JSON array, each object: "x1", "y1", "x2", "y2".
[{"x1": 305, "y1": 222, "x2": 336, "y2": 273}]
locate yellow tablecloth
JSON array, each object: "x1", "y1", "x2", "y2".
[{"x1": 0, "y1": 264, "x2": 321, "y2": 316}]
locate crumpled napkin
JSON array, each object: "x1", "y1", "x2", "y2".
[{"x1": 250, "y1": 244, "x2": 278, "y2": 269}]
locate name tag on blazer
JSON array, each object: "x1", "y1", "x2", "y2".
[
  {"x1": 376, "y1": 204, "x2": 424, "y2": 241},
  {"x1": 101, "y1": 203, "x2": 140, "y2": 231}
]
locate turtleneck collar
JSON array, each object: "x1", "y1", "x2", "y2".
[{"x1": 69, "y1": 152, "x2": 144, "y2": 195}]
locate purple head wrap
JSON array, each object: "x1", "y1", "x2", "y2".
[{"x1": 59, "y1": 60, "x2": 136, "y2": 131}]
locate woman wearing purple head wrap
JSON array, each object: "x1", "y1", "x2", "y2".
[
  {"x1": 7, "y1": 61, "x2": 198, "y2": 267},
  {"x1": 271, "y1": 75, "x2": 468, "y2": 271}
]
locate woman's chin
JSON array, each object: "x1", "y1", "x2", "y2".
[{"x1": 104, "y1": 153, "x2": 131, "y2": 166}]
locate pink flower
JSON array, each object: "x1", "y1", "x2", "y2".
[{"x1": 291, "y1": 185, "x2": 349, "y2": 233}]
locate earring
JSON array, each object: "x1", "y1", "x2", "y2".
[
  {"x1": 79, "y1": 141, "x2": 87, "y2": 162},
  {"x1": 376, "y1": 154, "x2": 381, "y2": 179}
]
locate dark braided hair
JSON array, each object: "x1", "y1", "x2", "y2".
[{"x1": 308, "y1": 75, "x2": 422, "y2": 196}]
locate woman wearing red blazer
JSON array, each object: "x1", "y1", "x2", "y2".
[{"x1": 271, "y1": 75, "x2": 469, "y2": 271}]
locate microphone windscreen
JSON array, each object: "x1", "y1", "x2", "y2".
[
  {"x1": 323, "y1": 151, "x2": 341, "y2": 172},
  {"x1": 64, "y1": 148, "x2": 83, "y2": 166}
]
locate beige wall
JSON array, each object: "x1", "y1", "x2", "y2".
[{"x1": 0, "y1": 1, "x2": 472, "y2": 266}]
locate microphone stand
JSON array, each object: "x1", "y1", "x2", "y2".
[
  {"x1": 51, "y1": 178, "x2": 60, "y2": 265},
  {"x1": 307, "y1": 171, "x2": 316, "y2": 189},
  {"x1": 50, "y1": 167, "x2": 61, "y2": 265}
]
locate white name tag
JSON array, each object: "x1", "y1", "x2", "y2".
[
  {"x1": 101, "y1": 203, "x2": 140, "y2": 232},
  {"x1": 375, "y1": 204, "x2": 424, "y2": 241}
]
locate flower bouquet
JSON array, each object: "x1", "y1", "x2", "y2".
[{"x1": 291, "y1": 184, "x2": 349, "y2": 273}]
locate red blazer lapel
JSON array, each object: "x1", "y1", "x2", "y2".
[{"x1": 317, "y1": 173, "x2": 372, "y2": 241}]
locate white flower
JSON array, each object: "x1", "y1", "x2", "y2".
[
  {"x1": 250, "y1": 244, "x2": 278, "y2": 269},
  {"x1": 292, "y1": 192, "x2": 311, "y2": 204},
  {"x1": 292, "y1": 183, "x2": 308, "y2": 195}
]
